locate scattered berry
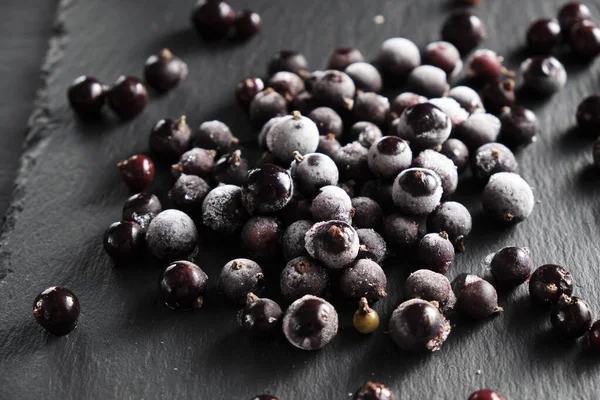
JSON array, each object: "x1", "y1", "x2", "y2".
[
  {"x1": 267, "y1": 50, "x2": 309, "y2": 77},
  {"x1": 242, "y1": 164, "x2": 293, "y2": 215},
  {"x1": 280, "y1": 256, "x2": 329, "y2": 301},
  {"x1": 160, "y1": 261, "x2": 208, "y2": 310},
  {"x1": 353, "y1": 382, "x2": 394, "y2": 400},
  {"x1": 146, "y1": 209, "x2": 199, "y2": 262},
  {"x1": 103, "y1": 221, "x2": 145, "y2": 264},
  {"x1": 144, "y1": 49, "x2": 188, "y2": 93},
  {"x1": 118, "y1": 154, "x2": 155, "y2": 191},
  {"x1": 526, "y1": 19, "x2": 563, "y2": 54},
  {"x1": 389, "y1": 299, "x2": 451, "y2": 352},
  {"x1": 240, "y1": 293, "x2": 282, "y2": 336},
  {"x1": 107, "y1": 76, "x2": 148, "y2": 120},
  {"x1": 122, "y1": 192, "x2": 162, "y2": 232},
  {"x1": 367, "y1": 136, "x2": 412, "y2": 180},
  {"x1": 406, "y1": 65, "x2": 449, "y2": 98},
  {"x1": 149, "y1": 116, "x2": 192, "y2": 161},
  {"x1": 405, "y1": 269, "x2": 456, "y2": 311},
  {"x1": 234, "y1": 9, "x2": 261, "y2": 40},
  {"x1": 282, "y1": 295, "x2": 339, "y2": 351},
  {"x1": 499, "y1": 106, "x2": 539, "y2": 149},
  {"x1": 311, "y1": 185, "x2": 353, "y2": 223},
  {"x1": 423, "y1": 41, "x2": 463, "y2": 77},
  {"x1": 353, "y1": 298, "x2": 380, "y2": 335},
  {"x1": 305, "y1": 220, "x2": 360, "y2": 269},
  {"x1": 480, "y1": 79, "x2": 516, "y2": 115},
  {"x1": 33, "y1": 286, "x2": 80, "y2": 335},
  {"x1": 345, "y1": 62, "x2": 383, "y2": 93},
  {"x1": 453, "y1": 274, "x2": 502, "y2": 319},
  {"x1": 441, "y1": 12, "x2": 486, "y2": 54},
  {"x1": 392, "y1": 168, "x2": 443, "y2": 216},
  {"x1": 427, "y1": 202, "x2": 472, "y2": 251},
  {"x1": 341, "y1": 259, "x2": 387, "y2": 302},
  {"x1": 551, "y1": 295, "x2": 593, "y2": 339},
  {"x1": 308, "y1": 107, "x2": 344, "y2": 138},
  {"x1": 190, "y1": 0, "x2": 236, "y2": 40},
  {"x1": 268, "y1": 71, "x2": 305, "y2": 101},
  {"x1": 570, "y1": 20, "x2": 600, "y2": 58},
  {"x1": 467, "y1": 49, "x2": 506, "y2": 83},
  {"x1": 417, "y1": 232, "x2": 455, "y2": 275},
  {"x1": 396, "y1": 103, "x2": 451, "y2": 149},
  {"x1": 382, "y1": 213, "x2": 420, "y2": 249},
  {"x1": 558, "y1": 2, "x2": 592, "y2": 33},
  {"x1": 520, "y1": 56, "x2": 567, "y2": 96},
  {"x1": 202, "y1": 185, "x2": 249, "y2": 234},
  {"x1": 577, "y1": 94, "x2": 600, "y2": 131},
  {"x1": 468, "y1": 389, "x2": 506, "y2": 400},
  {"x1": 374, "y1": 37, "x2": 421, "y2": 84},
  {"x1": 589, "y1": 320, "x2": 600, "y2": 350},
  {"x1": 192, "y1": 120, "x2": 237, "y2": 154},
  {"x1": 171, "y1": 147, "x2": 216, "y2": 179},
  {"x1": 67, "y1": 76, "x2": 107, "y2": 117},
  {"x1": 219, "y1": 258, "x2": 264, "y2": 304},
  {"x1": 529, "y1": 264, "x2": 573, "y2": 306},
  {"x1": 482, "y1": 172, "x2": 534, "y2": 223},
  {"x1": 440, "y1": 138, "x2": 470, "y2": 174},
  {"x1": 241, "y1": 216, "x2": 283, "y2": 257},
  {"x1": 490, "y1": 246, "x2": 532, "y2": 286},
  {"x1": 169, "y1": 174, "x2": 210, "y2": 214},
  {"x1": 235, "y1": 77, "x2": 265, "y2": 109},
  {"x1": 472, "y1": 142, "x2": 518, "y2": 182}
]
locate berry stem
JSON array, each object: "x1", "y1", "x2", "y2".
[
  {"x1": 246, "y1": 292, "x2": 259, "y2": 304},
  {"x1": 358, "y1": 297, "x2": 372, "y2": 316},
  {"x1": 292, "y1": 110, "x2": 302, "y2": 120},
  {"x1": 159, "y1": 48, "x2": 173, "y2": 60},
  {"x1": 292, "y1": 151, "x2": 305, "y2": 162},
  {"x1": 177, "y1": 115, "x2": 187, "y2": 131}
]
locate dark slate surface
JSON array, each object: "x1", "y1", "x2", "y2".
[{"x1": 2, "y1": 0, "x2": 600, "y2": 399}]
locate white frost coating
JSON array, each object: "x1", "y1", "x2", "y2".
[
  {"x1": 397, "y1": 106, "x2": 452, "y2": 146},
  {"x1": 413, "y1": 149, "x2": 458, "y2": 195},
  {"x1": 482, "y1": 172, "x2": 534, "y2": 223},
  {"x1": 367, "y1": 136, "x2": 413, "y2": 179},
  {"x1": 392, "y1": 168, "x2": 443, "y2": 216},
  {"x1": 429, "y1": 97, "x2": 469, "y2": 126},
  {"x1": 282, "y1": 295, "x2": 339, "y2": 351},
  {"x1": 462, "y1": 113, "x2": 501, "y2": 144},
  {"x1": 407, "y1": 65, "x2": 448, "y2": 97},
  {"x1": 258, "y1": 116, "x2": 284, "y2": 149},
  {"x1": 311, "y1": 185, "x2": 353, "y2": 222},
  {"x1": 379, "y1": 37, "x2": 421, "y2": 71},
  {"x1": 266, "y1": 115, "x2": 319, "y2": 164},
  {"x1": 304, "y1": 221, "x2": 359, "y2": 269},
  {"x1": 448, "y1": 86, "x2": 485, "y2": 113},
  {"x1": 201, "y1": 184, "x2": 245, "y2": 233}
]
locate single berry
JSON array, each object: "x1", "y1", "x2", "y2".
[
  {"x1": 171, "y1": 147, "x2": 216, "y2": 179},
  {"x1": 472, "y1": 142, "x2": 518, "y2": 182},
  {"x1": 558, "y1": 2, "x2": 592, "y2": 33},
  {"x1": 304, "y1": 220, "x2": 360, "y2": 269},
  {"x1": 312, "y1": 70, "x2": 356, "y2": 111},
  {"x1": 350, "y1": 122, "x2": 383, "y2": 149},
  {"x1": 239, "y1": 293, "x2": 282, "y2": 336},
  {"x1": 392, "y1": 168, "x2": 443, "y2": 216},
  {"x1": 389, "y1": 299, "x2": 451, "y2": 352},
  {"x1": 412, "y1": 149, "x2": 458, "y2": 196},
  {"x1": 190, "y1": 0, "x2": 236, "y2": 40},
  {"x1": 169, "y1": 174, "x2": 210, "y2": 214},
  {"x1": 520, "y1": 56, "x2": 567, "y2": 96},
  {"x1": 318, "y1": 134, "x2": 342, "y2": 159},
  {"x1": 490, "y1": 246, "x2": 532, "y2": 286},
  {"x1": 280, "y1": 256, "x2": 329, "y2": 301},
  {"x1": 160, "y1": 261, "x2": 208, "y2": 310},
  {"x1": 428, "y1": 97, "x2": 469, "y2": 127},
  {"x1": 33, "y1": 287, "x2": 80, "y2": 335},
  {"x1": 311, "y1": 185, "x2": 353, "y2": 223},
  {"x1": 589, "y1": 320, "x2": 600, "y2": 350},
  {"x1": 282, "y1": 295, "x2": 339, "y2": 351},
  {"x1": 258, "y1": 116, "x2": 285, "y2": 149},
  {"x1": 213, "y1": 149, "x2": 248, "y2": 186},
  {"x1": 467, "y1": 49, "x2": 506, "y2": 83},
  {"x1": 356, "y1": 228, "x2": 387, "y2": 264},
  {"x1": 529, "y1": 264, "x2": 573, "y2": 306},
  {"x1": 382, "y1": 213, "x2": 420, "y2": 249},
  {"x1": 499, "y1": 106, "x2": 539, "y2": 149},
  {"x1": 482, "y1": 172, "x2": 534, "y2": 223},
  {"x1": 427, "y1": 202, "x2": 472, "y2": 251},
  {"x1": 374, "y1": 37, "x2": 421, "y2": 84},
  {"x1": 468, "y1": 390, "x2": 506, "y2": 400},
  {"x1": 107, "y1": 76, "x2": 148, "y2": 120},
  {"x1": 235, "y1": 77, "x2": 265, "y2": 109},
  {"x1": 282, "y1": 220, "x2": 312, "y2": 261},
  {"x1": 290, "y1": 152, "x2": 339, "y2": 197},
  {"x1": 352, "y1": 92, "x2": 390, "y2": 127},
  {"x1": 406, "y1": 65, "x2": 449, "y2": 98},
  {"x1": 145, "y1": 209, "x2": 198, "y2": 260},
  {"x1": 267, "y1": 50, "x2": 309, "y2": 77},
  {"x1": 440, "y1": 139, "x2": 470, "y2": 174},
  {"x1": 103, "y1": 221, "x2": 144, "y2": 264},
  {"x1": 307, "y1": 107, "x2": 343, "y2": 138},
  {"x1": 149, "y1": 116, "x2": 192, "y2": 161},
  {"x1": 353, "y1": 298, "x2": 380, "y2": 335},
  {"x1": 345, "y1": 62, "x2": 383, "y2": 93},
  {"x1": 351, "y1": 197, "x2": 383, "y2": 230},
  {"x1": 577, "y1": 94, "x2": 600, "y2": 131},
  {"x1": 266, "y1": 111, "x2": 320, "y2": 163},
  {"x1": 67, "y1": 76, "x2": 107, "y2": 117},
  {"x1": 219, "y1": 258, "x2": 264, "y2": 304},
  {"x1": 279, "y1": 196, "x2": 312, "y2": 226},
  {"x1": 551, "y1": 295, "x2": 593, "y2": 338},
  {"x1": 118, "y1": 154, "x2": 154, "y2": 191},
  {"x1": 192, "y1": 120, "x2": 237, "y2": 154},
  {"x1": 423, "y1": 41, "x2": 463, "y2": 77},
  {"x1": 417, "y1": 232, "x2": 455, "y2": 275},
  {"x1": 405, "y1": 269, "x2": 456, "y2": 311},
  {"x1": 441, "y1": 12, "x2": 486, "y2": 54},
  {"x1": 268, "y1": 71, "x2": 305, "y2": 101},
  {"x1": 526, "y1": 19, "x2": 563, "y2": 54},
  {"x1": 144, "y1": 49, "x2": 188, "y2": 93},
  {"x1": 242, "y1": 164, "x2": 293, "y2": 215},
  {"x1": 327, "y1": 47, "x2": 365, "y2": 70},
  {"x1": 453, "y1": 274, "x2": 502, "y2": 319},
  {"x1": 448, "y1": 86, "x2": 485, "y2": 114},
  {"x1": 353, "y1": 382, "x2": 395, "y2": 400},
  {"x1": 334, "y1": 141, "x2": 372, "y2": 183},
  {"x1": 454, "y1": 113, "x2": 501, "y2": 151},
  {"x1": 122, "y1": 192, "x2": 162, "y2": 232},
  {"x1": 570, "y1": 20, "x2": 600, "y2": 58},
  {"x1": 202, "y1": 185, "x2": 249, "y2": 234},
  {"x1": 249, "y1": 88, "x2": 288, "y2": 128},
  {"x1": 241, "y1": 216, "x2": 283, "y2": 257},
  {"x1": 250, "y1": 396, "x2": 279, "y2": 400},
  {"x1": 390, "y1": 92, "x2": 427, "y2": 119},
  {"x1": 234, "y1": 9, "x2": 261, "y2": 40},
  {"x1": 480, "y1": 79, "x2": 516, "y2": 115},
  {"x1": 340, "y1": 259, "x2": 387, "y2": 302},
  {"x1": 396, "y1": 103, "x2": 451, "y2": 150}
]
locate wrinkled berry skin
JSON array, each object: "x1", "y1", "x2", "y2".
[
  {"x1": 551, "y1": 295, "x2": 593, "y2": 339},
  {"x1": 67, "y1": 76, "x2": 107, "y2": 117},
  {"x1": 219, "y1": 259, "x2": 264, "y2": 304},
  {"x1": 453, "y1": 274, "x2": 501, "y2": 319},
  {"x1": 160, "y1": 261, "x2": 208, "y2": 310},
  {"x1": 103, "y1": 221, "x2": 145, "y2": 264},
  {"x1": 33, "y1": 286, "x2": 80, "y2": 336},
  {"x1": 202, "y1": 185, "x2": 249, "y2": 234},
  {"x1": 529, "y1": 264, "x2": 573, "y2": 306},
  {"x1": 490, "y1": 247, "x2": 532, "y2": 287},
  {"x1": 146, "y1": 210, "x2": 199, "y2": 263},
  {"x1": 240, "y1": 295, "x2": 282, "y2": 337},
  {"x1": 340, "y1": 259, "x2": 387, "y2": 303},
  {"x1": 242, "y1": 164, "x2": 293, "y2": 215},
  {"x1": 280, "y1": 256, "x2": 329, "y2": 301},
  {"x1": 282, "y1": 295, "x2": 339, "y2": 351},
  {"x1": 305, "y1": 220, "x2": 360, "y2": 269},
  {"x1": 405, "y1": 269, "x2": 456, "y2": 311},
  {"x1": 353, "y1": 382, "x2": 395, "y2": 400},
  {"x1": 107, "y1": 76, "x2": 148, "y2": 120}
]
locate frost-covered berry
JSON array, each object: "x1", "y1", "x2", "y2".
[
  {"x1": 249, "y1": 88, "x2": 288, "y2": 128},
  {"x1": 417, "y1": 232, "x2": 455, "y2": 274},
  {"x1": 282, "y1": 295, "x2": 339, "y2": 351},
  {"x1": 344, "y1": 62, "x2": 383, "y2": 93},
  {"x1": 351, "y1": 197, "x2": 383, "y2": 230},
  {"x1": 202, "y1": 184, "x2": 249, "y2": 234},
  {"x1": 382, "y1": 213, "x2": 420, "y2": 249},
  {"x1": 356, "y1": 228, "x2": 387, "y2": 264},
  {"x1": 268, "y1": 71, "x2": 305, "y2": 101},
  {"x1": 375, "y1": 37, "x2": 421, "y2": 84},
  {"x1": 440, "y1": 138, "x2": 470, "y2": 174},
  {"x1": 428, "y1": 97, "x2": 469, "y2": 127},
  {"x1": 473, "y1": 143, "x2": 518, "y2": 182},
  {"x1": 266, "y1": 111, "x2": 319, "y2": 164},
  {"x1": 171, "y1": 147, "x2": 216, "y2": 179},
  {"x1": 311, "y1": 185, "x2": 353, "y2": 223},
  {"x1": 448, "y1": 86, "x2": 485, "y2": 114},
  {"x1": 312, "y1": 70, "x2": 356, "y2": 111},
  {"x1": 340, "y1": 259, "x2": 388, "y2": 302},
  {"x1": 427, "y1": 202, "x2": 472, "y2": 251},
  {"x1": 350, "y1": 122, "x2": 383, "y2": 149},
  {"x1": 390, "y1": 92, "x2": 427, "y2": 119},
  {"x1": 392, "y1": 168, "x2": 443, "y2": 216},
  {"x1": 454, "y1": 113, "x2": 501, "y2": 151},
  {"x1": 482, "y1": 172, "x2": 534, "y2": 223},
  {"x1": 412, "y1": 149, "x2": 458, "y2": 197},
  {"x1": 307, "y1": 107, "x2": 343, "y2": 138},
  {"x1": 282, "y1": 220, "x2": 312, "y2": 261},
  {"x1": 280, "y1": 256, "x2": 329, "y2": 301},
  {"x1": 290, "y1": 152, "x2": 339, "y2": 197},
  {"x1": 258, "y1": 116, "x2": 284, "y2": 150},
  {"x1": 367, "y1": 136, "x2": 412, "y2": 180},
  {"x1": 242, "y1": 164, "x2": 294, "y2": 215},
  {"x1": 305, "y1": 220, "x2": 360, "y2": 269},
  {"x1": 146, "y1": 209, "x2": 199, "y2": 262},
  {"x1": 406, "y1": 65, "x2": 449, "y2": 98},
  {"x1": 317, "y1": 134, "x2": 342, "y2": 159},
  {"x1": 396, "y1": 103, "x2": 452, "y2": 149},
  {"x1": 405, "y1": 269, "x2": 456, "y2": 311},
  {"x1": 219, "y1": 258, "x2": 264, "y2": 304},
  {"x1": 423, "y1": 41, "x2": 463, "y2": 77},
  {"x1": 452, "y1": 274, "x2": 502, "y2": 319},
  {"x1": 192, "y1": 120, "x2": 237, "y2": 154},
  {"x1": 352, "y1": 92, "x2": 390, "y2": 126},
  {"x1": 389, "y1": 299, "x2": 451, "y2": 352},
  {"x1": 334, "y1": 141, "x2": 372, "y2": 183},
  {"x1": 169, "y1": 174, "x2": 210, "y2": 214}
]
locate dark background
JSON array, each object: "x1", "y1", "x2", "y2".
[{"x1": 2, "y1": 1, "x2": 600, "y2": 399}]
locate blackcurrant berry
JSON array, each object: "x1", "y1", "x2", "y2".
[
  {"x1": 529, "y1": 264, "x2": 573, "y2": 306},
  {"x1": 103, "y1": 221, "x2": 145, "y2": 264},
  {"x1": 67, "y1": 76, "x2": 107, "y2": 118},
  {"x1": 191, "y1": 0, "x2": 236, "y2": 40},
  {"x1": 202, "y1": 185, "x2": 249, "y2": 234},
  {"x1": 107, "y1": 76, "x2": 148, "y2": 120},
  {"x1": 33, "y1": 286, "x2": 80, "y2": 336},
  {"x1": 242, "y1": 164, "x2": 293, "y2": 215},
  {"x1": 305, "y1": 220, "x2": 360, "y2": 269},
  {"x1": 118, "y1": 154, "x2": 155, "y2": 191},
  {"x1": 389, "y1": 299, "x2": 451, "y2": 352},
  {"x1": 490, "y1": 246, "x2": 532, "y2": 287},
  {"x1": 146, "y1": 209, "x2": 199, "y2": 262},
  {"x1": 280, "y1": 256, "x2": 329, "y2": 301},
  {"x1": 282, "y1": 295, "x2": 339, "y2": 351},
  {"x1": 551, "y1": 295, "x2": 593, "y2": 339},
  {"x1": 240, "y1": 293, "x2": 282, "y2": 336},
  {"x1": 219, "y1": 258, "x2": 264, "y2": 304},
  {"x1": 144, "y1": 49, "x2": 188, "y2": 93},
  {"x1": 160, "y1": 261, "x2": 208, "y2": 310},
  {"x1": 149, "y1": 116, "x2": 192, "y2": 161}
]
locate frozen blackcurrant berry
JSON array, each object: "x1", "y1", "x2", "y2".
[
  {"x1": 440, "y1": 139, "x2": 470, "y2": 174},
  {"x1": 405, "y1": 269, "x2": 456, "y2": 311},
  {"x1": 305, "y1": 220, "x2": 360, "y2": 269},
  {"x1": 406, "y1": 65, "x2": 449, "y2": 98},
  {"x1": 312, "y1": 70, "x2": 356, "y2": 111},
  {"x1": 67, "y1": 76, "x2": 107, "y2": 118},
  {"x1": 389, "y1": 299, "x2": 451, "y2": 352},
  {"x1": 334, "y1": 141, "x2": 372, "y2": 183},
  {"x1": 311, "y1": 185, "x2": 353, "y2": 223},
  {"x1": 282, "y1": 220, "x2": 312, "y2": 261},
  {"x1": 278, "y1": 194, "x2": 312, "y2": 226},
  {"x1": 268, "y1": 71, "x2": 305, "y2": 101},
  {"x1": 529, "y1": 264, "x2": 573, "y2": 306},
  {"x1": 350, "y1": 122, "x2": 383, "y2": 149},
  {"x1": 236, "y1": 77, "x2": 265, "y2": 109},
  {"x1": 290, "y1": 152, "x2": 339, "y2": 197},
  {"x1": 490, "y1": 246, "x2": 532, "y2": 287},
  {"x1": 345, "y1": 62, "x2": 383, "y2": 93},
  {"x1": 190, "y1": 0, "x2": 236, "y2": 40},
  {"x1": 353, "y1": 298, "x2": 380, "y2": 335},
  {"x1": 149, "y1": 116, "x2": 192, "y2": 161},
  {"x1": 480, "y1": 79, "x2": 516, "y2": 115},
  {"x1": 242, "y1": 164, "x2": 293, "y2": 214},
  {"x1": 526, "y1": 19, "x2": 562, "y2": 54},
  {"x1": 589, "y1": 320, "x2": 600, "y2": 350},
  {"x1": 352, "y1": 92, "x2": 390, "y2": 127},
  {"x1": 241, "y1": 216, "x2": 282, "y2": 257},
  {"x1": 417, "y1": 232, "x2": 454, "y2": 275},
  {"x1": 520, "y1": 56, "x2": 567, "y2": 96},
  {"x1": 351, "y1": 197, "x2": 383, "y2": 230},
  {"x1": 146, "y1": 210, "x2": 199, "y2": 262},
  {"x1": 317, "y1": 134, "x2": 342, "y2": 159},
  {"x1": 160, "y1": 261, "x2": 208, "y2": 310},
  {"x1": 250, "y1": 396, "x2": 279, "y2": 400},
  {"x1": 448, "y1": 86, "x2": 485, "y2": 114},
  {"x1": 467, "y1": 49, "x2": 506, "y2": 83},
  {"x1": 499, "y1": 106, "x2": 539, "y2": 149},
  {"x1": 390, "y1": 92, "x2": 427, "y2": 119},
  {"x1": 122, "y1": 192, "x2": 162, "y2": 232},
  {"x1": 103, "y1": 221, "x2": 144, "y2": 264},
  {"x1": 423, "y1": 41, "x2": 463, "y2": 77},
  {"x1": 202, "y1": 185, "x2": 249, "y2": 234},
  {"x1": 213, "y1": 150, "x2": 248, "y2": 186},
  {"x1": 240, "y1": 293, "x2": 282, "y2": 337},
  {"x1": 468, "y1": 390, "x2": 506, "y2": 400},
  {"x1": 169, "y1": 174, "x2": 210, "y2": 214},
  {"x1": 33, "y1": 287, "x2": 80, "y2": 335},
  {"x1": 374, "y1": 37, "x2": 421, "y2": 84},
  {"x1": 570, "y1": 20, "x2": 600, "y2": 58},
  {"x1": 577, "y1": 94, "x2": 600, "y2": 131},
  {"x1": 280, "y1": 256, "x2": 329, "y2": 301},
  {"x1": 353, "y1": 382, "x2": 394, "y2": 400},
  {"x1": 307, "y1": 107, "x2": 343, "y2": 138},
  {"x1": 396, "y1": 103, "x2": 451, "y2": 150},
  {"x1": 427, "y1": 202, "x2": 472, "y2": 251},
  {"x1": 482, "y1": 172, "x2": 534, "y2": 223},
  {"x1": 249, "y1": 88, "x2": 288, "y2": 128},
  {"x1": 356, "y1": 228, "x2": 387, "y2": 264},
  {"x1": 441, "y1": 12, "x2": 485, "y2": 54},
  {"x1": 383, "y1": 213, "x2": 420, "y2": 249},
  {"x1": 392, "y1": 168, "x2": 443, "y2": 216},
  {"x1": 258, "y1": 116, "x2": 284, "y2": 150},
  {"x1": 291, "y1": 91, "x2": 317, "y2": 115},
  {"x1": 340, "y1": 259, "x2": 387, "y2": 302},
  {"x1": 367, "y1": 136, "x2": 412, "y2": 180},
  {"x1": 192, "y1": 120, "x2": 238, "y2": 154},
  {"x1": 559, "y1": 2, "x2": 592, "y2": 33},
  {"x1": 453, "y1": 274, "x2": 502, "y2": 319},
  {"x1": 327, "y1": 47, "x2": 364, "y2": 70},
  {"x1": 107, "y1": 76, "x2": 148, "y2": 120},
  {"x1": 171, "y1": 148, "x2": 217, "y2": 179},
  {"x1": 454, "y1": 113, "x2": 501, "y2": 151},
  {"x1": 219, "y1": 259, "x2": 264, "y2": 304},
  {"x1": 118, "y1": 154, "x2": 155, "y2": 191},
  {"x1": 266, "y1": 111, "x2": 320, "y2": 164},
  {"x1": 144, "y1": 49, "x2": 188, "y2": 93},
  {"x1": 551, "y1": 295, "x2": 593, "y2": 339},
  {"x1": 234, "y1": 9, "x2": 261, "y2": 40},
  {"x1": 267, "y1": 50, "x2": 309, "y2": 77},
  {"x1": 472, "y1": 143, "x2": 518, "y2": 182},
  {"x1": 283, "y1": 295, "x2": 339, "y2": 352},
  {"x1": 428, "y1": 97, "x2": 469, "y2": 127},
  {"x1": 412, "y1": 149, "x2": 458, "y2": 197}
]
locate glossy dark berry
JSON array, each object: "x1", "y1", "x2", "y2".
[
  {"x1": 190, "y1": 0, "x2": 236, "y2": 40},
  {"x1": 529, "y1": 264, "x2": 574, "y2": 306},
  {"x1": 202, "y1": 185, "x2": 249, "y2": 234},
  {"x1": 33, "y1": 286, "x2": 80, "y2": 335},
  {"x1": 282, "y1": 220, "x2": 312, "y2": 261},
  {"x1": 305, "y1": 220, "x2": 360, "y2": 269},
  {"x1": 268, "y1": 71, "x2": 305, "y2": 101},
  {"x1": 453, "y1": 274, "x2": 502, "y2": 319},
  {"x1": 334, "y1": 141, "x2": 372, "y2": 183},
  {"x1": 311, "y1": 185, "x2": 353, "y2": 223},
  {"x1": 144, "y1": 49, "x2": 188, "y2": 93},
  {"x1": 107, "y1": 76, "x2": 148, "y2": 120},
  {"x1": 390, "y1": 92, "x2": 427, "y2": 119},
  {"x1": 551, "y1": 295, "x2": 593, "y2": 338},
  {"x1": 327, "y1": 47, "x2": 364, "y2": 70},
  {"x1": 448, "y1": 86, "x2": 485, "y2": 114},
  {"x1": 577, "y1": 94, "x2": 600, "y2": 131},
  {"x1": 250, "y1": 396, "x2": 279, "y2": 400},
  {"x1": 406, "y1": 65, "x2": 449, "y2": 98},
  {"x1": 353, "y1": 298, "x2": 380, "y2": 335},
  {"x1": 490, "y1": 246, "x2": 532, "y2": 287},
  {"x1": 417, "y1": 232, "x2": 454, "y2": 275},
  {"x1": 67, "y1": 76, "x2": 107, "y2": 117},
  {"x1": 428, "y1": 97, "x2": 469, "y2": 127},
  {"x1": 440, "y1": 139, "x2": 470, "y2": 174},
  {"x1": 267, "y1": 50, "x2": 309, "y2": 77},
  {"x1": 122, "y1": 192, "x2": 162, "y2": 232},
  {"x1": 499, "y1": 106, "x2": 539, "y2": 149},
  {"x1": 351, "y1": 197, "x2": 383, "y2": 230},
  {"x1": 235, "y1": 77, "x2": 265, "y2": 109},
  {"x1": 396, "y1": 103, "x2": 451, "y2": 150},
  {"x1": 282, "y1": 295, "x2": 339, "y2": 350},
  {"x1": 234, "y1": 9, "x2": 261, "y2": 40},
  {"x1": 526, "y1": 19, "x2": 562, "y2": 54},
  {"x1": 169, "y1": 174, "x2": 210, "y2": 213},
  {"x1": 242, "y1": 164, "x2": 293, "y2": 215},
  {"x1": 389, "y1": 299, "x2": 451, "y2": 352},
  {"x1": 558, "y1": 2, "x2": 592, "y2": 33},
  {"x1": 427, "y1": 202, "x2": 472, "y2": 251},
  {"x1": 249, "y1": 88, "x2": 288, "y2": 128},
  {"x1": 103, "y1": 221, "x2": 144, "y2": 264},
  {"x1": 406, "y1": 269, "x2": 456, "y2": 311},
  {"x1": 423, "y1": 41, "x2": 462, "y2": 77},
  {"x1": 240, "y1": 293, "x2": 282, "y2": 336},
  {"x1": 291, "y1": 152, "x2": 339, "y2": 197},
  {"x1": 472, "y1": 142, "x2": 518, "y2": 182},
  {"x1": 482, "y1": 172, "x2": 534, "y2": 223},
  {"x1": 467, "y1": 49, "x2": 505, "y2": 83},
  {"x1": 352, "y1": 92, "x2": 390, "y2": 127},
  {"x1": 160, "y1": 261, "x2": 208, "y2": 310},
  {"x1": 241, "y1": 216, "x2": 282, "y2": 257},
  {"x1": 353, "y1": 382, "x2": 394, "y2": 400},
  {"x1": 213, "y1": 149, "x2": 248, "y2": 186},
  {"x1": 149, "y1": 116, "x2": 192, "y2": 161},
  {"x1": 341, "y1": 259, "x2": 387, "y2": 302},
  {"x1": 521, "y1": 56, "x2": 567, "y2": 96},
  {"x1": 570, "y1": 20, "x2": 600, "y2": 58},
  {"x1": 468, "y1": 389, "x2": 506, "y2": 400},
  {"x1": 356, "y1": 228, "x2": 387, "y2": 264},
  {"x1": 219, "y1": 259, "x2": 264, "y2": 304},
  {"x1": 589, "y1": 320, "x2": 600, "y2": 350},
  {"x1": 350, "y1": 122, "x2": 383, "y2": 149},
  {"x1": 192, "y1": 120, "x2": 237, "y2": 154},
  {"x1": 280, "y1": 256, "x2": 329, "y2": 301},
  {"x1": 171, "y1": 148, "x2": 216, "y2": 179},
  {"x1": 392, "y1": 168, "x2": 443, "y2": 216},
  {"x1": 146, "y1": 209, "x2": 199, "y2": 262},
  {"x1": 307, "y1": 107, "x2": 343, "y2": 138},
  {"x1": 312, "y1": 70, "x2": 356, "y2": 111},
  {"x1": 382, "y1": 213, "x2": 420, "y2": 249},
  {"x1": 345, "y1": 62, "x2": 383, "y2": 93},
  {"x1": 374, "y1": 37, "x2": 421, "y2": 84},
  {"x1": 118, "y1": 154, "x2": 154, "y2": 191},
  {"x1": 441, "y1": 12, "x2": 486, "y2": 55},
  {"x1": 480, "y1": 79, "x2": 516, "y2": 115},
  {"x1": 413, "y1": 149, "x2": 458, "y2": 196},
  {"x1": 454, "y1": 113, "x2": 501, "y2": 151}
]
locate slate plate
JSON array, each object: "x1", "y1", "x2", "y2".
[{"x1": 2, "y1": 0, "x2": 600, "y2": 399}]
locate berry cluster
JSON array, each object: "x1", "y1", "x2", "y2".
[{"x1": 191, "y1": 1, "x2": 261, "y2": 41}]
